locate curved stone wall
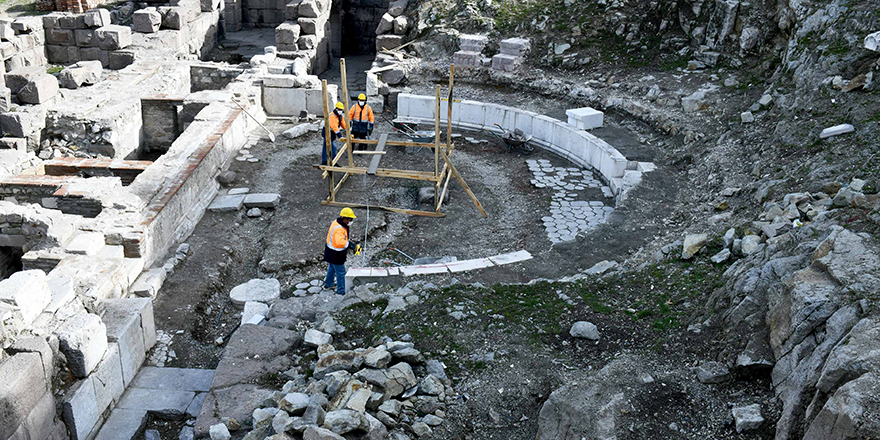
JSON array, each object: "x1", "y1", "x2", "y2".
[{"x1": 396, "y1": 93, "x2": 654, "y2": 197}]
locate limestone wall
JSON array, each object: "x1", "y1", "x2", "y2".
[
  {"x1": 396, "y1": 93, "x2": 653, "y2": 197},
  {"x1": 190, "y1": 63, "x2": 244, "y2": 92},
  {"x1": 240, "y1": 0, "x2": 287, "y2": 28},
  {"x1": 42, "y1": 10, "x2": 133, "y2": 68},
  {"x1": 0, "y1": 17, "x2": 48, "y2": 74}
]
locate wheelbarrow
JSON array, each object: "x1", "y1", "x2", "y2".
[{"x1": 483, "y1": 123, "x2": 534, "y2": 155}]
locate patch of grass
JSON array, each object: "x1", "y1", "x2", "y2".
[{"x1": 46, "y1": 66, "x2": 63, "y2": 74}]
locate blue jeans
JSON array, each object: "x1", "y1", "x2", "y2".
[
  {"x1": 324, "y1": 263, "x2": 346, "y2": 294},
  {"x1": 321, "y1": 140, "x2": 337, "y2": 165}
]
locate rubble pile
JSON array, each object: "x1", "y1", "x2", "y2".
[{"x1": 209, "y1": 336, "x2": 453, "y2": 440}]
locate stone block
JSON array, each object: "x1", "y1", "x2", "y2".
[
  {"x1": 565, "y1": 107, "x2": 604, "y2": 130},
  {"x1": 132, "y1": 367, "x2": 214, "y2": 392},
  {"x1": 298, "y1": 0, "x2": 322, "y2": 18},
  {"x1": 58, "y1": 14, "x2": 86, "y2": 29},
  {"x1": 229, "y1": 278, "x2": 280, "y2": 306},
  {"x1": 0, "y1": 110, "x2": 42, "y2": 138},
  {"x1": 285, "y1": 1, "x2": 302, "y2": 20},
  {"x1": 499, "y1": 37, "x2": 530, "y2": 56},
  {"x1": 92, "y1": 343, "x2": 125, "y2": 413},
  {"x1": 117, "y1": 387, "x2": 196, "y2": 419},
  {"x1": 276, "y1": 21, "x2": 300, "y2": 45},
  {"x1": 6, "y1": 336, "x2": 53, "y2": 384},
  {"x1": 64, "y1": 231, "x2": 105, "y2": 255},
  {"x1": 59, "y1": 60, "x2": 102, "y2": 89},
  {"x1": 388, "y1": 0, "x2": 407, "y2": 16},
  {"x1": 263, "y1": 74, "x2": 295, "y2": 88},
  {"x1": 460, "y1": 34, "x2": 487, "y2": 51},
  {"x1": 376, "y1": 34, "x2": 402, "y2": 51},
  {"x1": 96, "y1": 25, "x2": 132, "y2": 50},
  {"x1": 0, "y1": 353, "x2": 46, "y2": 440},
  {"x1": 0, "y1": 20, "x2": 13, "y2": 41},
  {"x1": 297, "y1": 17, "x2": 324, "y2": 35},
  {"x1": 262, "y1": 85, "x2": 306, "y2": 115},
  {"x1": 24, "y1": 391, "x2": 57, "y2": 440},
  {"x1": 79, "y1": 47, "x2": 110, "y2": 68},
  {"x1": 45, "y1": 44, "x2": 80, "y2": 64},
  {"x1": 0, "y1": 87, "x2": 10, "y2": 112},
  {"x1": 208, "y1": 194, "x2": 244, "y2": 212},
  {"x1": 133, "y1": 9, "x2": 162, "y2": 33},
  {"x1": 108, "y1": 50, "x2": 136, "y2": 70},
  {"x1": 16, "y1": 74, "x2": 58, "y2": 104},
  {"x1": 101, "y1": 298, "x2": 150, "y2": 386},
  {"x1": 75, "y1": 29, "x2": 97, "y2": 47},
  {"x1": 46, "y1": 28, "x2": 75, "y2": 46},
  {"x1": 56, "y1": 312, "x2": 108, "y2": 378},
  {"x1": 242, "y1": 301, "x2": 268, "y2": 325},
  {"x1": 162, "y1": 7, "x2": 185, "y2": 29},
  {"x1": 131, "y1": 267, "x2": 166, "y2": 298},
  {"x1": 491, "y1": 53, "x2": 519, "y2": 72},
  {"x1": 84, "y1": 9, "x2": 112, "y2": 28},
  {"x1": 393, "y1": 16, "x2": 407, "y2": 35},
  {"x1": 41, "y1": 13, "x2": 65, "y2": 29},
  {"x1": 92, "y1": 409, "x2": 147, "y2": 440},
  {"x1": 62, "y1": 377, "x2": 100, "y2": 440},
  {"x1": 201, "y1": 0, "x2": 222, "y2": 12},
  {"x1": 0, "y1": 270, "x2": 51, "y2": 325},
  {"x1": 0, "y1": 136, "x2": 25, "y2": 150}
]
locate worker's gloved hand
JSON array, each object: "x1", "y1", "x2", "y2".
[
  {"x1": 335, "y1": 130, "x2": 343, "y2": 139},
  {"x1": 348, "y1": 241, "x2": 360, "y2": 253},
  {"x1": 367, "y1": 123, "x2": 374, "y2": 136}
]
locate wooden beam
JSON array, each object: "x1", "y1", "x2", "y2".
[
  {"x1": 434, "y1": 85, "x2": 441, "y2": 178},
  {"x1": 340, "y1": 58, "x2": 354, "y2": 168},
  {"x1": 368, "y1": 133, "x2": 388, "y2": 175},
  {"x1": 321, "y1": 144, "x2": 349, "y2": 178},
  {"x1": 332, "y1": 172, "x2": 352, "y2": 195},
  {"x1": 321, "y1": 79, "x2": 335, "y2": 201},
  {"x1": 447, "y1": 64, "x2": 454, "y2": 149},
  {"x1": 352, "y1": 150, "x2": 386, "y2": 155},
  {"x1": 314, "y1": 164, "x2": 442, "y2": 182},
  {"x1": 438, "y1": 146, "x2": 487, "y2": 217},
  {"x1": 322, "y1": 200, "x2": 446, "y2": 218},
  {"x1": 340, "y1": 138, "x2": 453, "y2": 149}
]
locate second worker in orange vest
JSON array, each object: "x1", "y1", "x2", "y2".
[
  {"x1": 348, "y1": 93, "x2": 374, "y2": 149},
  {"x1": 322, "y1": 102, "x2": 347, "y2": 165}
]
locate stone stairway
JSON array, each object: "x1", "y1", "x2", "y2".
[{"x1": 94, "y1": 366, "x2": 214, "y2": 440}]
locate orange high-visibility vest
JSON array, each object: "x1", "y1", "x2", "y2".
[
  {"x1": 328, "y1": 112, "x2": 346, "y2": 132},
  {"x1": 348, "y1": 104, "x2": 374, "y2": 123},
  {"x1": 326, "y1": 220, "x2": 349, "y2": 251}
]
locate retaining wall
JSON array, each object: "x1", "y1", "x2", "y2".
[{"x1": 396, "y1": 94, "x2": 652, "y2": 196}]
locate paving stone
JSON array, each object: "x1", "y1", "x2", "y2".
[
  {"x1": 118, "y1": 387, "x2": 196, "y2": 419},
  {"x1": 229, "y1": 278, "x2": 280, "y2": 306},
  {"x1": 241, "y1": 301, "x2": 269, "y2": 325},
  {"x1": 186, "y1": 392, "x2": 208, "y2": 418},
  {"x1": 93, "y1": 409, "x2": 147, "y2": 440},
  {"x1": 132, "y1": 367, "x2": 215, "y2": 392},
  {"x1": 243, "y1": 193, "x2": 280, "y2": 208},
  {"x1": 208, "y1": 195, "x2": 244, "y2": 212},
  {"x1": 131, "y1": 268, "x2": 166, "y2": 298},
  {"x1": 310, "y1": 279, "x2": 321, "y2": 286}
]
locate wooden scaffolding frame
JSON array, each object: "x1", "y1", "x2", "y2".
[{"x1": 314, "y1": 60, "x2": 487, "y2": 218}]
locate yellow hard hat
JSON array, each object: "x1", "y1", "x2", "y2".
[
  {"x1": 358, "y1": 93, "x2": 366, "y2": 101},
  {"x1": 335, "y1": 102, "x2": 344, "y2": 110},
  {"x1": 340, "y1": 207, "x2": 357, "y2": 218}
]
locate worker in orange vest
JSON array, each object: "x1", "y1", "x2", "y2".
[
  {"x1": 348, "y1": 93, "x2": 374, "y2": 149},
  {"x1": 323, "y1": 207, "x2": 359, "y2": 295},
  {"x1": 321, "y1": 102, "x2": 347, "y2": 165}
]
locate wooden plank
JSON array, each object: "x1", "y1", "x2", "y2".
[
  {"x1": 321, "y1": 80, "x2": 335, "y2": 201},
  {"x1": 322, "y1": 200, "x2": 446, "y2": 218},
  {"x1": 434, "y1": 86, "x2": 441, "y2": 178},
  {"x1": 314, "y1": 164, "x2": 442, "y2": 182},
  {"x1": 340, "y1": 58, "x2": 354, "y2": 168},
  {"x1": 438, "y1": 146, "x2": 487, "y2": 217},
  {"x1": 352, "y1": 151, "x2": 387, "y2": 155},
  {"x1": 368, "y1": 133, "x2": 388, "y2": 175},
  {"x1": 321, "y1": 144, "x2": 348, "y2": 178},
  {"x1": 340, "y1": 138, "x2": 453, "y2": 149},
  {"x1": 447, "y1": 64, "x2": 454, "y2": 148},
  {"x1": 332, "y1": 172, "x2": 352, "y2": 195}
]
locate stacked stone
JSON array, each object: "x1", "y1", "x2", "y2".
[
  {"x1": 1, "y1": 17, "x2": 48, "y2": 77},
  {"x1": 374, "y1": 0, "x2": 408, "y2": 52},
  {"x1": 209, "y1": 335, "x2": 453, "y2": 439},
  {"x1": 132, "y1": 4, "x2": 198, "y2": 34},
  {"x1": 273, "y1": 0, "x2": 331, "y2": 74},
  {"x1": 241, "y1": 0, "x2": 286, "y2": 28},
  {"x1": 43, "y1": 10, "x2": 135, "y2": 69},
  {"x1": 491, "y1": 37, "x2": 530, "y2": 72},
  {"x1": 453, "y1": 34, "x2": 487, "y2": 67},
  {"x1": 0, "y1": 201, "x2": 76, "y2": 252},
  {"x1": 224, "y1": 0, "x2": 243, "y2": 31}
]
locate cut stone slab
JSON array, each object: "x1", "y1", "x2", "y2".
[
  {"x1": 819, "y1": 124, "x2": 855, "y2": 139},
  {"x1": 241, "y1": 301, "x2": 269, "y2": 326},
  {"x1": 65, "y1": 231, "x2": 105, "y2": 255},
  {"x1": 93, "y1": 408, "x2": 147, "y2": 440},
  {"x1": 132, "y1": 9, "x2": 161, "y2": 33},
  {"x1": 565, "y1": 107, "x2": 604, "y2": 130},
  {"x1": 227, "y1": 187, "x2": 249, "y2": 195},
  {"x1": 444, "y1": 258, "x2": 494, "y2": 273},
  {"x1": 131, "y1": 268, "x2": 167, "y2": 298},
  {"x1": 117, "y1": 387, "x2": 196, "y2": 419},
  {"x1": 243, "y1": 193, "x2": 280, "y2": 208},
  {"x1": 0, "y1": 269, "x2": 50, "y2": 325},
  {"x1": 732, "y1": 403, "x2": 764, "y2": 432},
  {"x1": 487, "y1": 250, "x2": 532, "y2": 266},
  {"x1": 59, "y1": 60, "x2": 102, "y2": 89},
  {"x1": 56, "y1": 312, "x2": 108, "y2": 378},
  {"x1": 229, "y1": 278, "x2": 280, "y2": 307},
  {"x1": 208, "y1": 194, "x2": 245, "y2": 212},
  {"x1": 132, "y1": 367, "x2": 215, "y2": 392},
  {"x1": 101, "y1": 298, "x2": 148, "y2": 387},
  {"x1": 95, "y1": 25, "x2": 132, "y2": 50},
  {"x1": 17, "y1": 74, "x2": 59, "y2": 104}
]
